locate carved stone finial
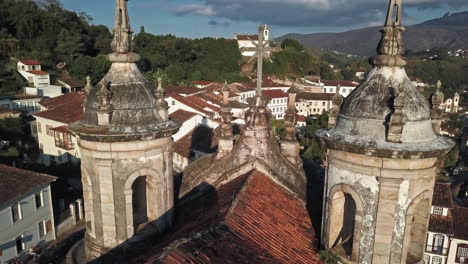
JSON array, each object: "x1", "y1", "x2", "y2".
[
  {"x1": 108, "y1": 0, "x2": 140, "y2": 63},
  {"x1": 84, "y1": 76, "x2": 93, "y2": 95},
  {"x1": 328, "y1": 86, "x2": 344, "y2": 130},
  {"x1": 370, "y1": 0, "x2": 407, "y2": 67},
  {"x1": 155, "y1": 77, "x2": 164, "y2": 97},
  {"x1": 111, "y1": 0, "x2": 132, "y2": 54},
  {"x1": 281, "y1": 84, "x2": 301, "y2": 164},
  {"x1": 96, "y1": 80, "x2": 113, "y2": 126},
  {"x1": 217, "y1": 81, "x2": 234, "y2": 158},
  {"x1": 431, "y1": 80, "x2": 445, "y2": 135},
  {"x1": 387, "y1": 89, "x2": 405, "y2": 143}
]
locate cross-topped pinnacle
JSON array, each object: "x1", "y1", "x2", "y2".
[
  {"x1": 248, "y1": 25, "x2": 275, "y2": 96},
  {"x1": 371, "y1": 0, "x2": 406, "y2": 67},
  {"x1": 111, "y1": 0, "x2": 132, "y2": 54},
  {"x1": 385, "y1": 0, "x2": 402, "y2": 27}
]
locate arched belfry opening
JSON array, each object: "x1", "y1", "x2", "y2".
[
  {"x1": 131, "y1": 176, "x2": 148, "y2": 232},
  {"x1": 327, "y1": 184, "x2": 363, "y2": 262},
  {"x1": 406, "y1": 198, "x2": 430, "y2": 264}
]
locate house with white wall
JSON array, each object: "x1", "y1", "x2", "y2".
[
  {"x1": 0, "y1": 165, "x2": 57, "y2": 263},
  {"x1": 323, "y1": 80, "x2": 359, "y2": 97},
  {"x1": 262, "y1": 90, "x2": 288, "y2": 120},
  {"x1": 17, "y1": 60, "x2": 63, "y2": 98},
  {"x1": 296, "y1": 92, "x2": 334, "y2": 117},
  {"x1": 33, "y1": 93, "x2": 84, "y2": 165},
  {"x1": 423, "y1": 182, "x2": 468, "y2": 264},
  {"x1": 0, "y1": 95, "x2": 42, "y2": 114}
]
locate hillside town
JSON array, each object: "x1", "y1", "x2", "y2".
[{"x1": 0, "y1": 0, "x2": 467, "y2": 264}]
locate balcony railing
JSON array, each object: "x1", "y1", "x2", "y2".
[{"x1": 426, "y1": 245, "x2": 449, "y2": 255}]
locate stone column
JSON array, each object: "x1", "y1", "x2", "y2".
[
  {"x1": 76, "y1": 199, "x2": 84, "y2": 220},
  {"x1": 372, "y1": 178, "x2": 403, "y2": 263},
  {"x1": 69, "y1": 203, "x2": 77, "y2": 224}
]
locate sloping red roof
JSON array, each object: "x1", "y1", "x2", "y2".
[
  {"x1": 165, "y1": 85, "x2": 200, "y2": 96},
  {"x1": 432, "y1": 182, "x2": 454, "y2": 208},
  {"x1": 236, "y1": 34, "x2": 258, "y2": 41},
  {"x1": 323, "y1": 80, "x2": 358, "y2": 87},
  {"x1": 137, "y1": 170, "x2": 321, "y2": 264},
  {"x1": 34, "y1": 93, "x2": 84, "y2": 124},
  {"x1": 168, "y1": 94, "x2": 209, "y2": 115},
  {"x1": 169, "y1": 109, "x2": 198, "y2": 123},
  {"x1": 262, "y1": 90, "x2": 288, "y2": 99},
  {"x1": 58, "y1": 74, "x2": 85, "y2": 88},
  {"x1": 298, "y1": 92, "x2": 334, "y2": 101},
  {"x1": 428, "y1": 213, "x2": 454, "y2": 235},
  {"x1": 27, "y1": 70, "x2": 49, "y2": 75},
  {"x1": 185, "y1": 95, "x2": 221, "y2": 112},
  {"x1": 19, "y1": 60, "x2": 41, "y2": 65},
  {"x1": 0, "y1": 165, "x2": 57, "y2": 206},
  {"x1": 297, "y1": 115, "x2": 307, "y2": 122},
  {"x1": 452, "y1": 207, "x2": 468, "y2": 240},
  {"x1": 192, "y1": 81, "x2": 214, "y2": 86},
  {"x1": 262, "y1": 79, "x2": 288, "y2": 88}
]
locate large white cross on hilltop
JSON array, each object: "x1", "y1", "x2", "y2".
[{"x1": 248, "y1": 25, "x2": 275, "y2": 96}]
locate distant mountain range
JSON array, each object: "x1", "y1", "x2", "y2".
[{"x1": 278, "y1": 11, "x2": 468, "y2": 56}]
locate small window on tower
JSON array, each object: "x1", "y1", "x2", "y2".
[{"x1": 433, "y1": 207, "x2": 443, "y2": 215}]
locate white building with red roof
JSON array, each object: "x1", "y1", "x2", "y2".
[
  {"x1": 234, "y1": 25, "x2": 269, "y2": 57},
  {"x1": 33, "y1": 93, "x2": 84, "y2": 165},
  {"x1": 16, "y1": 60, "x2": 63, "y2": 98},
  {"x1": 262, "y1": 90, "x2": 288, "y2": 120}
]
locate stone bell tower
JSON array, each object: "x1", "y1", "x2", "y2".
[
  {"x1": 318, "y1": 0, "x2": 454, "y2": 263},
  {"x1": 69, "y1": 0, "x2": 179, "y2": 260}
]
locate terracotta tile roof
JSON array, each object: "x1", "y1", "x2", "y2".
[
  {"x1": 323, "y1": 80, "x2": 358, "y2": 87},
  {"x1": 138, "y1": 170, "x2": 322, "y2": 264},
  {"x1": 19, "y1": 60, "x2": 41, "y2": 65},
  {"x1": 165, "y1": 85, "x2": 200, "y2": 96},
  {"x1": 185, "y1": 95, "x2": 221, "y2": 112},
  {"x1": 236, "y1": 34, "x2": 258, "y2": 41},
  {"x1": 428, "y1": 213, "x2": 454, "y2": 234},
  {"x1": 192, "y1": 81, "x2": 214, "y2": 86},
  {"x1": 169, "y1": 109, "x2": 198, "y2": 123},
  {"x1": 27, "y1": 70, "x2": 49, "y2": 75},
  {"x1": 168, "y1": 94, "x2": 210, "y2": 115},
  {"x1": 0, "y1": 94, "x2": 42, "y2": 101},
  {"x1": 227, "y1": 83, "x2": 256, "y2": 94},
  {"x1": 262, "y1": 90, "x2": 288, "y2": 99},
  {"x1": 452, "y1": 207, "x2": 468, "y2": 240},
  {"x1": 262, "y1": 79, "x2": 289, "y2": 88},
  {"x1": 432, "y1": 182, "x2": 454, "y2": 208},
  {"x1": 0, "y1": 165, "x2": 57, "y2": 206},
  {"x1": 173, "y1": 126, "x2": 218, "y2": 159},
  {"x1": 34, "y1": 93, "x2": 84, "y2": 124},
  {"x1": 298, "y1": 92, "x2": 334, "y2": 101},
  {"x1": 58, "y1": 73, "x2": 85, "y2": 88}
]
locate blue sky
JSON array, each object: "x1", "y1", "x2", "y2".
[{"x1": 61, "y1": 0, "x2": 468, "y2": 39}]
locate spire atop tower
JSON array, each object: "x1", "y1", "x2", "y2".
[
  {"x1": 109, "y1": 0, "x2": 140, "y2": 63},
  {"x1": 371, "y1": 0, "x2": 406, "y2": 67}
]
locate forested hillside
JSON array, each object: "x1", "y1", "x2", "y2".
[{"x1": 0, "y1": 0, "x2": 245, "y2": 94}]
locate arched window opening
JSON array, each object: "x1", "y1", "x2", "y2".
[
  {"x1": 406, "y1": 198, "x2": 430, "y2": 263},
  {"x1": 132, "y1": 176, "x2": 148, "y2": 232},
  {"x1": 329, "y1": 191, "x2": 357, "y2": 260}
]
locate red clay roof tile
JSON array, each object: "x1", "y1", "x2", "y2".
[
  {"x1": 34, "y1": 93, "x2": 84, "y2": 124},
  {"x1": 19, "y1": 60, "x2": 41, "y2": 65}
]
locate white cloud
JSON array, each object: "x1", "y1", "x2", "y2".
[{"x1": 167, "y1": 0, "x2": 468, "y2": 28}]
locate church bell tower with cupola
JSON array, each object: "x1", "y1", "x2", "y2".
[
  {"x1": 318, "y1": 0, "x2": 454, "y2": 263},
  {"x1": 69, "y1": 0, "x2": 179, "y2": 260}
]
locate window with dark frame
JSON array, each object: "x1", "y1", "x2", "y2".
[
  {"x1": 11, "y1": 203, "x2": 21, "y2": 222},
  {"x1": 456, "y1": 244, "x2": 468, "y2": 263},
  {"x1": 15, "y1": 235, "x2": 24, "y2": 253},
  {"x1": 38, "y1": 221, "x2": 46, "y2": 237},
  {"x1": 433, "y1": 206, "x2": 443, "y2": 215},
  {"x1": 35, "y1": 192, "x2": 43, "y2": 208}
]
